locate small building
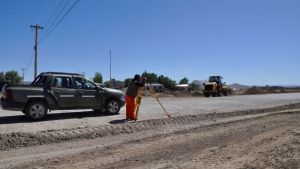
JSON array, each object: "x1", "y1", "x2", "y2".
[
  {"x1": 144, "y1": 83, "x2": 164, "y2": 92},
  {"x1": 113, "y1": 80, "x2": 125, "y2": 89},
  {"x1": 175, "y1": 84, "x2": 190, "y2": 92}
]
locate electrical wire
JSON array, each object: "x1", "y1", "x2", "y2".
[
  {"x1": 41, "y1": 0, "x2": 66, "y2": 29},
  {"x1": 40, "y1": 0, "x2": 71, "y2": 39},
  {"x1": 37, "y1": 0, "x2": 54, "y2": 25},
  {"x1": 27, "y1": 0, "x2": 80, "y2": 77},
  {"x1": 39, "y1": 0, "x2": 80, "y2": 44}
]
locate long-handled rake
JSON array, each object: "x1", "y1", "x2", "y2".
[
  {"x1": 147, "y1": 85, "x2": 171, "y2": 118},
  {"x1": 135, "y1": 84, "x2": 171, "y2": 119}
]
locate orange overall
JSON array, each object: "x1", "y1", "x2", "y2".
[
  {"x1": 126, "y1": 95, "x2": 137, "y2": 120},
  {"x1": 126, "y1": 76, "x2": 145, "y2": 121}
]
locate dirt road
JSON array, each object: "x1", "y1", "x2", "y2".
[
  {"x1": 0, "y1": 109, "x2": 299, "y2": 169},
  {"x1": 1, "y1": 94, "x2": 300, "y2": 168},
  {"x1": 1, "y1": 93, "x2": 300, "y2": 134}
]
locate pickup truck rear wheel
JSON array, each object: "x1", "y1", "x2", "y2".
[
  {"x1": 105, "y1": 99, "x2": 120, "y2": 114},
  {"x1": 26, "y1": 101, "x2": 48, "y2": 120}
]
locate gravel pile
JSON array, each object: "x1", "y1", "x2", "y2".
[{"x1": 1, "y1": 103, "x2": 300, "y2": 151}]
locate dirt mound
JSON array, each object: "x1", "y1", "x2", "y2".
[
  {"x1": 243, "y1": 86, "x2": 287, "y2": 95},
  {"x1": 243, "y1": 87, "x2": 267, "y2": 95}
]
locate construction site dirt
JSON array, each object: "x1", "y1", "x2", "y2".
[{"x1": 0, "y1": 93, "x2": 300, "y2": 168}]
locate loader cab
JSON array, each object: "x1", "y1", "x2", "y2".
[{"x1": 208, "y1": 76, "x2": 223, "y2": 86}]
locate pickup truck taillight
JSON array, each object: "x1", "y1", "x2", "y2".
[{"x1": 3, "y1": 89, "x2": 12, "y2": 99}]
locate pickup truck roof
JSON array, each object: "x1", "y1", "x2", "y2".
[{"x1": 39, "y1": 72, "x2": 84, "y2": 77}]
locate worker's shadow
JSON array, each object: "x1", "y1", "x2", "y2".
[{"x1": 109, "y1": 119, "x2": 127, "y2": 124}]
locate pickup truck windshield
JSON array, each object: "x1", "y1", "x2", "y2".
[{"x1": 31, "y1": 75, "x2": 48, "y2": 86}]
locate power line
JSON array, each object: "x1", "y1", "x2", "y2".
[
  {"x1": 25, "y1": 0, "x2": 80, "y2": 78},
  {"x1": 39, "y1": 0, "x2": 80, "y2": 43},
  {"x1": 42, "y1": 0, "x2": 67, "y2": 27},
  {"x1": 26, "y1": 51, "x2": 35, "y2": 70},
  {"x1": 37, "y1": 0, "x2": 54, "y2": 25},
  {"x1": 40, "y1": 0, "x2": 71, "y2": 38}
]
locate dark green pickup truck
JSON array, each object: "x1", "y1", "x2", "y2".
[{"x1": 1, "y1": 72, "x2": 125, "y2": 120}]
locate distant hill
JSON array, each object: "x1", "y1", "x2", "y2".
[
  {"x1": 229, "y1": 83, "x2": 251, "y2": 90},
  {"x1": 278, "y1": 85, "x2": 300, "y2": 88}
]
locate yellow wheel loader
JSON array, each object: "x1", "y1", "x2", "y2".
[{"x1": 203, "y1": 76, "x2": 232, "y2": 97}]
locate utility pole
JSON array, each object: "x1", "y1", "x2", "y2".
[
  {"x1": 21, "y1": 68, "x2": 26, "y2": 84},
  {"x1": 30, "y1": 24, "x2": 43, "y2": 79},
  {"x1": 99, "y1": 47, "x2": 113, "y2": 87},
  {"x1": 109, "y1": 50, "x2": 112, "y2": 82},
  {"x1": 109, "y1": 50, "x2": 114, "y2": 88}
]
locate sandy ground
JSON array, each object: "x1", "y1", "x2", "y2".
[
  {"x1": 0, "y1": 93, "x2": 300, "y2": 168},
  {"x1": 1, "y1": 93, "x2": 300, "y2": 133},
  {"x1": 0, "y1": 110, "x2": 299, "y2": 169}
]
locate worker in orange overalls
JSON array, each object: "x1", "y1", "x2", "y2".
[{"x1": 125, "y1": 74, "x2": 146, "y2": 121}]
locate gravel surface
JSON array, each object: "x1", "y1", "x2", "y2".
[
  {"x1": 0, "y1": 93, "x2": 300, "y2": 134},
  {"x1": 1, "y1": 93, "x2": 300, "y2": 168},
  {"x1": 1, "y1": 110, "x2": 299, "y2": 169},
  {"x1": 0, "y1": 104, "x2": 299, "y2": 151}
]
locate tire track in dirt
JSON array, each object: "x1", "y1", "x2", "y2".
[
  {"x1": 1, "y1": 103, "x2": 300, "y2": 151},
  {"x1": 12, "y1": 111, "x2": 300, "y2": 169},
  {"x1": 240, "y1": 129, "x2": 300, "y2": 169}
]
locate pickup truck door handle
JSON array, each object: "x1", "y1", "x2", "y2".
[{"x1": 77, "y1": 91, "x2": 84, "y2": 94}]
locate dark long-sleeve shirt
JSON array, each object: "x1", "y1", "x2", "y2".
[{"x1": 126, "y1": 79, "x2": 145, "y2": 97}]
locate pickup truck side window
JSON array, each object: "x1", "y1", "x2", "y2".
[
  {"x1": 74, "y1": 77, "x2": 97, "y2": 90},
  {"x1": 53, "y1": 77, "x2": 74, "y2": 89},
  {"x1": 31, "y1": 75, "x2": 48, "y2": 86}
]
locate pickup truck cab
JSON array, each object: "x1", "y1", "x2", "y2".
[{"x1": 1, "y1": 72, "x2": 125, "y2": 120}]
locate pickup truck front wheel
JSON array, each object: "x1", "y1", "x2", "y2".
[
  {"x1": 105, "y1": 99, "x2": 120, "y2": 114},
  {"x1": 26, "y1": 101, "x2": 48, "y2": 120}
]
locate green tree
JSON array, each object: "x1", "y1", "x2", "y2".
[
  {"x1": 93, "y1": 72, "x2": 103, "y2": 83},
  {"x1": 0, "y1": 72, "x2": 5, "y2": 83},
  {"x1": 124, "y1": 78, "x2": 133, "y2": 88},
  {"x1": 158, "y1": 75, "x2": 176, "y2": 90},
  {"x1": 142, "y1": 71, "x2": 158, "y2": 83},
  {"x1": 179, "y1": 77, "x2": 189, "y2": 84},
  {"x1": 5, "y1": 70, "x2": 21, "y2": 85}
]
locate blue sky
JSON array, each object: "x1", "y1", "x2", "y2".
[{"x1": 0, "y1": 0, "x2": 299, "y2": 85}]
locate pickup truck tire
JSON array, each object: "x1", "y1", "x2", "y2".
[
  {"x1": 204, "y1": 93, "x2": 210, "y2": 97},
  {"x1": 104, "y1": 99, "x2": 120, "y2": 114},
  {"x1": 26, "y1": 101, "x2": 48, "y2": 120}
]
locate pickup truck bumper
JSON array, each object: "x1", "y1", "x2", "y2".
[{"x1": 0, "y1": 97, "x2": 23, "y2": 111}]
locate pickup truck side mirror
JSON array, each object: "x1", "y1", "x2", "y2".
[{"x1": 97, "y1": 86, "x2": 103, "y2": 91}]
